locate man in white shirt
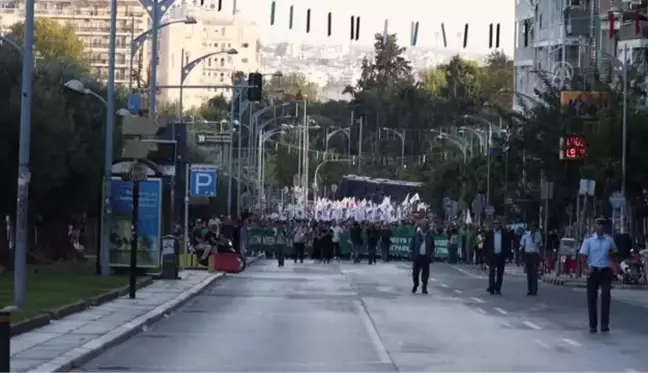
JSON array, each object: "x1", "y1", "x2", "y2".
[
  {"x1": 520, "y1": 223, "x2": 542, "y2": 296},
  {"x1": 331, "y1": 223, "x2": 343, "y2": 259}
]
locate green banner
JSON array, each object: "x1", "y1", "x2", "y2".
[
  {"x1": 246, "y1": 226, "x2": 463, "y2": 259},
  {"x1": 434, "y1": 236, "x2": 449, "y2": 258}
]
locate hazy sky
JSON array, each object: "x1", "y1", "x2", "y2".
[{"x1": 233, "y1": 0, "x2": 515, "y2": 55}]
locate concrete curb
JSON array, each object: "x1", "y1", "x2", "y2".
[
  {"x1": 10, "y1": 277, "x2": 154, "y2": 337},
  {"x1": 26, "y1": 256, "x2": 263, "y2": 372},
  {"x1": 542, "y1": 275, "x2": 647, "y2": 290},
  {"x1": 27, "y1": 272, "x2": 227, "y2": 373}
]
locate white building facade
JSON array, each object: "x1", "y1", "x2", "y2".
[
  {"x1": 157, "y1": 1, "x2": 261, "y2": 109},
  {"x1": 514, "y1": 0, "x2": 648, "y2": 110},
  {"x1": 0, "y1": 0, "x2": 149, "y2": 85}
]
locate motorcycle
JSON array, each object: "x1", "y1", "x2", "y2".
[{"x1": 619, "y1": 249, "x2": 645, "y2": 285}]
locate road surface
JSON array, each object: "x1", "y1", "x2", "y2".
[{"x1": 77, "y1": 260, "x2": 648, "y2": 372}]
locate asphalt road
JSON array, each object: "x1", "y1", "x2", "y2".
[{"x1": 77, "y1": 260, "x2": 648, "y2": 372}]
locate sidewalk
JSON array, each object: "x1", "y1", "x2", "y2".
[{"x1": 9, "y1": 255, "x2": 261, "y2": 373}]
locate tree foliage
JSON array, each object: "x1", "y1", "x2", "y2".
[
  {"x1": 10, "y1": 18, "x2": 86, "y2": 65},
  {"x1": 0, "y1": 47, "x2": 126, "y2": 265}
]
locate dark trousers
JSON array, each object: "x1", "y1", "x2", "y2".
[
  {"x1": 276, "y1": 245, "x2": 285, "y2": 266},
  {"x1": 448, "y1": 244, "x2": 459, "y2": 264},
  {"x1": 587, "y1": 267, "x2": 612, "y2": 330},
  {"x1": 525, "y1": 252, "x2": 540, "y2": 294},
  {"x1": 412, "y1": 255, "x2": 430, "y2": 289},
  {"x1": 293, "y1": 242, "x2": 305, "y2": 263},
  {"x1": 381, "y1": 242, "x2": 390, "y2": 262},
  {"x1": 367, "y1": 244, "x2": 377, "y2": 264},
  {"x1": 488, "y1": 253, "x2": 506, "y2": 292},
  {"x1": 332, "y1": 242, "x2": 340, "y2": 258}
]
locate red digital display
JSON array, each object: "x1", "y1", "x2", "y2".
[{"x1": 561, "y1": 136, "x2": 587, "y2": 160}]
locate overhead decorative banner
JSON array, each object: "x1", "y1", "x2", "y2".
[{"x1": 560, "y1": 91, "x2": 610, "y2": 121}]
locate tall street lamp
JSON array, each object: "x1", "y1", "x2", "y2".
[
  {"x1": 63, "y1": 79, "x2": 130, "y2": 279},
  {"x1": 128, "y1": 16, "x2": 197, "y2": 95},
  {"x1": 325, "y1": 127, "x2": 351, "y2": 157},
  {"x1": 14, "y1": 0, "x2": 35, "y2": 308},
  {"x1": 381, "y1": 127, "x2": 406, "y2": 168},
  {"x1": 178, "y1": 48, "x2": 238, "y2": 119}
]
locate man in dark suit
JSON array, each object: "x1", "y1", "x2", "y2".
[
  {"x1": 409, "y1": 219, "x2": 435, "y2": 294},
  {"x1": 483, "y1": 219, "x2": 511, "y2": 295}
]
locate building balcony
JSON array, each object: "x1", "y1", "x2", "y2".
[
  {"x1": 514, "y1": 47, "x2": 534, "y2": 66},
  {"x1": 618, "y1": 21, "x2": 648, "y2": 41}
]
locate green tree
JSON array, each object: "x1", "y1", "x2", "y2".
[
  {"x1": 0, "y1": 52, "x2": 126, "y2": 264},
  {"x1": 10, "y1": 18, "x2": 86, "y2": 65},
  {"x1": 265, "y1": 72, "x2": 319, "y2": 101}
]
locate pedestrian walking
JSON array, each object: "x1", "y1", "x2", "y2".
[
  {"x1": 274, "y1": 222, "x2": 289, "y2": 267},
  {"x1": 366, "y1": 222, "x2": 379, "y2": 265},
  {"x1": 380, "y1": 222, "x2": 392, "y2": 262},
  {"x1": 410, "y1": 219, "x2": 435, "y2": 294},
  {"x1": 331, "y1": 222, "x2": 343, "y2": 260},
  {"x1": 484, "y1": 219, "x2": 512, "y2": 295},
  {"x1": 293, "y1": 223, "x2": 307, "y2": 263},
  {"x1": 520, "y1": 223, "x2": 542, "y2": 295},
  {"x1": 580, "y1": 217, "x2": 617, "y2": 333},
  {"x1": 350, "y1": 220, "x2": 363, "y2": 263}
]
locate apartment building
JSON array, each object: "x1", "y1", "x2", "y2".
[
  {"x1": 514, "y1": 0, "x2": 648, "y2": 110},
  {"x1": 157, "y1": 1, "x2": 261, "y2": 109},
  {"x1": 0, "y1": 0, "x2": 150, "y2": 85}
]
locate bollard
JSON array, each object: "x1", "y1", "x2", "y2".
[{"x1": 0, "y1": 311, "x2": 10, "y2": 373}]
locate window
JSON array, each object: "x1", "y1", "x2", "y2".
[
  {"x1": 214, "y1": 43, "x2": 219, "y2": 48},
  {"x1": 220, "y1": 58, "x2": 225, "y2": 67},
  {"x1": 242, "y1": 42, "x2": 249, "y2": 48},
  {"x1": 220, "y1": 72, "x2": 224, "y2": 82},
  {"x1": 221, "y1": 27, "x2": 226, "y2": 35},
  {"x1": 208, "y1": 58, "x2": 212, "y2": 67},
  {"x1": 241, "y1": 58, "x2": 248, "y2": 63}
]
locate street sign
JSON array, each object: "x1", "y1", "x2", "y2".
[
  {"x1": 127, "y1": 93, "x2": 141, "y2": 114},
  {"x1": 609, "y1": 191, "x2": 626, "y2": 209},
  {"x1": 485, "y1": 205, "x2": 495, "y2": 216},
  {"x1": 190, "y1": 164, "x2": 218, "y2": 197},
  {"x1": 471, "y1": 194, "x2": 485, "y2": 216},
  {"x1": 195, "y1": 132, "x2": 231, "y2": 146}
]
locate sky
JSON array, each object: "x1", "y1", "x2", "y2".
[{"x1": 232, "y1": 0, "x2": 515, "y2": 55}]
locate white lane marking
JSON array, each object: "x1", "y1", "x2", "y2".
[
  {"x1": 429, "y1": 277, "x2": 438, "y2": 282},
  {"x1": 624, "y1": 369, "x2": 639, "y2": 373},
  {"x1": 471, "y1": 297, "x2": 485, "y2": 304},
  {"x1": 502, "y1": 321, "x2": 513, "y2": 328},
  {"x1": 522, "y1": 321, "x2": 542, "y2": 330},
  {"x1": 476, "y1": 307, "x2": 486, "y2": 314},
  {"x1": 494, "y1": 307, "x2": 508, "y2": 315},
  {"x1": 534, "y1": 339, "x2": 550, "y2": 348},
  {"x1": 453, "y1": 289, "x2": 463, "y2": 294},
  {"x1": 452, "y1": 266, "x2": 486, "y2": 279},
  {"x1": 353, "y1": 300, "x2": 392, "y2": 363},
  {"x1": 440, "y1": 283, "x2": 449, "y2": 288},
  {"x1": 562, "y1": 338, "x2": 582, "y2": 347}
]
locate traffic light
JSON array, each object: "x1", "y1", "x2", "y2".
[{"x1": 247, "y1": 72, "x2": 263, "y2": 101}]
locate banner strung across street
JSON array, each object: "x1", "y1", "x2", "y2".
[{"x1": 246, "y1": 227, "x2": 451, "y2": 259}]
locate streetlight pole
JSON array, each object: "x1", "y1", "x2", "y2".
[
  {"x1": 177, "y1": 48, "x2": 238, "y2": 119},
  {"x1": 149, "y1": 0, "x2": 160, "y2": 117},
  {"x1": 381, "y1": 128, "x2": 406, "y2": 168},
  {"x1": 325, "y1": 128, "x2": 351, "y2": 156},
  {"x1": 14, "y1": 0, "x2": 35, "y2": 308},
  {"x1": 128, "y1": 17, "x2": 197, "y2": 96}
]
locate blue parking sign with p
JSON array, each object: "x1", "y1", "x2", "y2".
[{"x1": 190, "y1": 164, "x2": 218, "y2": 197}]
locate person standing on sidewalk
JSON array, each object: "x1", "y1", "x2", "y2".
[
  {"x1": 580, "y1": 217, "x2": 617, "y2": 334},
  {"x1": 274, "y1": 222, "x2": 289, "y2": 267},
  {"x1": 409, "y1": 219, "x2": 435, "y2": 294},
  {"x1": 349, "y1": 220, "x2": 364, "y2": 263},
  {"x1": 520, "y1": 223, "x2": 542, "y2": 296}
]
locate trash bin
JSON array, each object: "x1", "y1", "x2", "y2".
[{"x1": 161, "y1": 235, "x2": 180, "y2": 279}]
